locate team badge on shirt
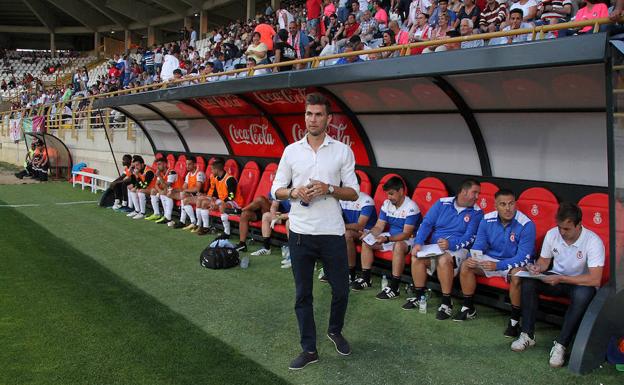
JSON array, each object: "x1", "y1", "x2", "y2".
[
  {"x1": 510, "y1": 232, "x2": 516, "y2": 242},
  {"x1": 464, "y1": 214, "x2": 470, "y2": 223},
  {"x1": 553, "y1": 248, "x2": 559, "y2": 254},
  {"x1": 577, "y1": 251, "x2": 583, "y2": 260}
]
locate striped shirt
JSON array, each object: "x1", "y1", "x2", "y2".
[{"x1": 479, "y1": 2, "x2": 507, "y2": 28}]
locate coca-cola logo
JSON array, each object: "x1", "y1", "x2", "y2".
[
  {"x1": 199, "y1": 95, "x2": 244, "y2": 110},
  {"x1": 254, "y1": 89, "x2": 307, "y2": 106},
  {"x1": 291, "y1": 123, "x2": 353, "y2": 147},
  {"x1": 229, "y1": 123, "x2": 276, "y2": 146}
]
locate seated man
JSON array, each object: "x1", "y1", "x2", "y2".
[
  {"x1": 512, "y1": 202, "x2": 605, "y2": 368},
  {"x1": 30, "y1": 141, "x2": 49, "y2": 182},
  {"x1": 341, "y1": 182, "x2": 377, "y2": 283},
  {"x1": 352, "y1": 176, "x2": 421, "y2": 300},
  {"x1": 233, "y1": 194, "x2": 273, "y2": 252},
  {"x1": 195, "y1": 157, "x2": 242, "y2": 237},
  {"x1": 489, "y1": 9, "x2": 533, "y2": 46},
  {"x1": 405, "y1": 179, "x2": 483, "y2": 319},
  {"x1": 14, "y1": 140, "x2": 36, "y2": 180},
  {"x1": 251, "y1": 197, "x2": 291, "y2": 256},
  {"x1": 126, "y1": 156, "x2": 155, "y2": 220},
  {"x1": 146, "y1": 157, "x2": 179, "y2": 222},
  {"x1": 168, "y1": 157, "x2": 206, "y2": 229},
  {"x1": 110, "y1": 154, "x2": 133, "y2": 210},
  {"x1": 158, "y1": 157, "x2": 200, "y2": 227},
  {"x1": 455, "y1": 189, "x2": 536, "y2": 339}
]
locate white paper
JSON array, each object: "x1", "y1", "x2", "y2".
[
  {"x1": 514, "y1": 271, "x2": 551, "y2": 280},
  {"x1": 416, "y1": 244, "x2": 445, "y2": 258},
  {"x1": 362, "y1": 233, "x2": 378, "y2": 246},
  {"x1": 470, "y1": 250, "x2": 501, "y2": 277}
]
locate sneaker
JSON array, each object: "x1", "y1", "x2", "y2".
[
  {"x1": 504, "y1": 320, "x2": 521, "y2": 338},
  {"x1": 280, "y1": 258, "x2": 292, "y2": 269},
  {"x1": 453, "y1": 306, "x2": 477, "y2": 322},
  {"x1": 132, "y1": 213, "x2": 145, "y2": 220},
  {"x1": 173, "y1": 221, "x2": 186, "y2": 229},
  {"x1": 235, "y1": 242, "x2": 248, "y2": 252},
  {"x1": 288, "y1": 351, "x2": 319, "y2": 370},
  {"x1": 376, "y1": 286, "x2": 399, "y2": 300},
  {"x1": 182, "y1": 223, "x2": 196, "y2": 231},
  {"x1": 121, "y1": 206, "x2": 134, "y2": 213},
  {"x1": 351, "y1": 278, "x2": 372, "y2": 291},
  {"x1": 215, "y1": 232, "x2": 230, "y2": 240},
  {"x1": 196, "y1": 227, "x2": 210, "y2": 235},
  {"x1": 155, "y1": 216, "x2": 168, "y2": 224},
  {"x1": 319, "y1": 275, "x2": 329, "y2": 283},
  {"x1": 436, "y1": 304, "x2": 453, "y2": 320},
  {"x1": 167, "y1": 221, "x2": 176, "y2": 227},
  {"x1": 549, "y1": 341, "x2": 566, "y2": 368},
  {"x1": 111, "y1": 203, "x2": 122, "y2": 210},
  {"x1": 251, "y1": 248, "x2": 271, "y2": 256},
  {"x1": 126, "y1": 211, "x2": 139, "y2": 217},
  {"x1": 511, "y1": 332, "x2": 536, "y2": 352},
  {"x1": 327, "y1": 333, "x2": 351, "y2": 356},
  {"x1": 401, "y1": 297, "x2": 419, "y2": 311},
  {"x1": 190, "y1": 226, "x2": 200, "y2": 233},
  {"x1": 145, "y1": 214, "x2": 161, "y2": 221}
]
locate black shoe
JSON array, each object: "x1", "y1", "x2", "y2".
[
  {"x1": 436, "y1": 304, "x2": 453, "y2": 320},
  {"x1": 14, "y1": 172, "x2": 24, "y2": 179},
  {"x1": 453, "y1": 306, "x2": 477, "y2": 322},
  {"x1": 327, "y1": 333, "x2": 351, "y2": 356},
  {"x1": 215, "y1": 232, "x2": 230, "y2": 240},
  {"x1": 504, "y1": 320, "x2": 521, "y2": 338},
  {"x1": 173, "y1": 221, "x2": 186, "y2": 229},
  {"x1": 351, "y1": 278, "x2": 372, "y2": 291},
  {"x1": 401, "y1": 297, "x2": 419, "y2": 310},
  {"x1": 375, "y1": 286, "x2": 399, "y2": 300},
  {"x1": 196, "y1": 227, "x2": 211, "y2": 236},
  {"x1": 319, "y1": 275, "x2": 329, "y2": 283},
  {"x1": 288, "y1": 351, "x2": 319, "y2": 370},
  {"x1": 235, "y1": 242, "x2": 247, "y2": 252}
]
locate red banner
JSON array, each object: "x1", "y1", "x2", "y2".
[
  {"x1": 273, "y1": 114, "x2": 370, "y2": 166},
  {"x1": 192, "y1": 95, "x2": 258, "y2": 116},
  {"x1": 212, "y1": 116, "x2": 285, "y2": 158},
  {"x1": 246, "y1": 88, "x2": 341, "y2": 114}
]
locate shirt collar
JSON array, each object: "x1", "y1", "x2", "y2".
[{"x1": 298, "y1": 132, "x2": 334, "y2": 149}]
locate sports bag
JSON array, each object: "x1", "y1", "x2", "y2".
[{"x1": 199, "y1": 247, "x2": 239, "y2": 269}]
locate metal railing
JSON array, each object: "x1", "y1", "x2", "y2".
[{"x1": 0, "y1": 16, "x2": 620, "y2": 141}]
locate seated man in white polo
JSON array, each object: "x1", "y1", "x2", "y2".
[
  {"x1": 351, "y1": 176, "x2": 421, "y2": 300},
  {"x1": 512, "y1": 202, "x2": 605, "y2": 368},
  {"x1": 454, "y1": 188, "x2": 536, "y2": 340}
]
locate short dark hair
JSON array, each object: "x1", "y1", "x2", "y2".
[
  {"x1": 383, "y1": 176, "x2": 404, "y2": 192},
  {"x1": 132, "y1": 155, "x2": 144, "y2": 164},
  {"x1": 457, "y1": 178, "x2": 480, "y2": 193},
  {"x1": 277, "y1": 28, "x2": 289, "y2": 42},
  {"x1": 186, "y1": 156, "x2": 196, "y2": 163},
  {"x1": 509, "y1": 8, "x2": 524, "y2": 18},
  {"x1": 173, "y1": 68, "x2": 183, "y2": 75},
  {"x1": 122, "y1": 154, "x2": 132, "y2": 161},
  {"x1": 156, "y1": 157, "x2": 166, "y2": 163},
  {"x1": 556, "y1": 202, "x2": 582, "y2": 226},
  {"x1": 349, "y1": 34, "x2": 362, "y2": 44},
  {"x1": 305, "y1": 92, "x2": 331, "y2": 115},
  {"x1": 211, "y1": 157, "x2": 225, "y2": 170},
  {"x1": 494, "y1": 188, "x2": 515, "y2": 200}
]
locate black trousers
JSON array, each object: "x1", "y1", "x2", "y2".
[
  {"x1": 289, "y1": 230, "x2": 349, "y2": 353},
  {"x1": 111, "y1": 178, "x2": 130, "y2": 201}
]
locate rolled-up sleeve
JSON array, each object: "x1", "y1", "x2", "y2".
[
  {"x1": 340, "y1": 147, "x2": 359, "y2": 192},
  {"x1": 271, "y1": 148, "x2": 292, "y2": 199}
]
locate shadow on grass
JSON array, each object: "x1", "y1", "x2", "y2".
[{"x1": 0, "y1": 200, "x2": 290, "y2": 385}]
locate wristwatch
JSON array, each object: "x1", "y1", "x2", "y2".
[{"x1": 328, "y1": 185, "x2": 335, "y2": 195}]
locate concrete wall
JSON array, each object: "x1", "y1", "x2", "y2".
[{"x1": 0, "y1": 127, "x2": 154, "y2": 178}]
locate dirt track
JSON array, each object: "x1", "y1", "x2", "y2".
[{"x1": 0, "y1": 167, "x2": 40, "y2": 185}]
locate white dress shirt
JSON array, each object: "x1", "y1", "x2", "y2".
[
  {"x1": 271, "y1": 134, "x2": 359, "y2": 236},
  {"x1": 160, "y1": 54, "x2": 179, "y2": 81},
  {"x1": 540, "y1": 226, "x2": 605, "y2": 277}
]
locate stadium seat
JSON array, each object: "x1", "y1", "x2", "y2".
[
  {"x1": 477, "y1": 182, "x2": 499, "y2": 214},
  {"x1": 173, "y1": 159, "x2": 188, "y2": 207},
  {"x1": 412, "y1": 177, "x2": 448, "y2": 216},
  {"x1": 154, "y1": 152, "x2": 163, "y2": 160},
  {"x1": 578, "y1": 193, "x2": 610, "y2": 285},
  {"x1": 207, "y1": 157, "x2": 216, "y2": 170},
  {"x1": 252, "y1": 163, "x2": 278, "y2": 200},
  {"x1": 516, "y1": 187, "x2": 559, "y2": 250},
  {"x1": 356, "y1": 169, "x2": 372, "y2": 195},
  {"x1": 176, "y1": 154, "x2": 187, "y2": 165},
  {"x1": 196, "y1": 156, "x2": 205, "y2": 173},
  {"x1": 210, "y1": 161, "x2": 261, "y2": 219},
  {"x1": 225, "y1": 159, "x2": 240, "y2": 179},
  {"x1": 373, "y1": 173, "x2": 407, "y2": 213}
]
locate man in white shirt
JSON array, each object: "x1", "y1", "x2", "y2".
[
  {"x1": 272, "y1": 93, "x2": 359, "y2": 370},
  {"x1": 511, "y1": 202, "x2": 605, "y2": 368},
  {"x1": 160, "y1": 47, "x2": 180, "y2": 81},
  {"x1": 189, "y1": 26, "x2": 197, "y2": 48}
]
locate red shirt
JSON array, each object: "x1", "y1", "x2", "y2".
[
  {"x1": 345, "y1": 22, "x2": 360, "y2": 38},
  {"x1": 375, "y1": 7, "x2": 388, "y2": 25},
  {"x1": 307, "y1": 0, "x2": 321, "y2": 20},
  {"x1": 254, "y1": 23, "x2": 277, "y2": 51}
]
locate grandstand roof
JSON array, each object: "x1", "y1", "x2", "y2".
[{"x1": 0, "y1": 0, "x2": 237, "y2": 34}]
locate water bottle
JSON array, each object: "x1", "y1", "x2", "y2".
[
  {"x1": 318, "y1": 267, "x2": 324, "y2": 280},
  {"x1": 240, "y1": 255, "x2": 249, "y2": 269},
  {"x1": 419, "y1": 295, "x2": 427, "y2": 314},
  {"x1": 281, "y1": 245, "x2": 289, "y2": 259},
  {"x1": 300, "y1": 182, "x2": 313, "y2": 207},
  {"x1": 381, "y1": 275, "x2": 388, "y2": 289}
]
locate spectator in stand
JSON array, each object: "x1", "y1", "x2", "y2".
[
  {"x1": 254, "y1": 17, "x2": 277, "y2": 52},
  {"x1": 559, "y1": 0, "x2": 609, "y2": 37},
  {"x1": 408, "y1": 0, "x2": 433, "y2": 30},
  {"x1": 460, "y1": 18, "x2": 485, "y2": 48},
  {"x1": 307, "y1": 0, "x2": 323, "y2": 34},
  {"x1": 374, "y1": 0, "x2": 389, "y2": 31},
  {"x1": 245, "y1": 32, "x2": 269, "y2": 64},
  {"x1": 510, "y1": 0, "x2": 538, "y2": 22},
  {"x1": 323, "y1": 13, "x2": 344, "y2": 47},
  {"x1": 161, "y1": 45, "x2": 180, "y2": 81},
  {"x1": 335, "y1": 13, "x2": 361, "y2": 49},
  {"x1": 338, "y1": 0, "x2": 350, "y2": 22},
  {"x1": 360, "y1": 9, "x2": 379, "y2": 42},
  {"x1": 457, "y1": 0, "x2": 481, "y2": 26},
  {"x1": 189, "y1": 25, "x2": 197, "y2": 48},
  {"x1": 380, "y1": 30, "x2": 401, "y2": 58},
  {"x1": 352, "y1": 1, "x2": 364, "y2": 22},
  {"x1": 422, "y1": 12, "x2": 451, "y2": 52},
  {"x1": 489, "y1": 9, "x2": 533, "y2": 45},
  {"x1": 1, "y1": 79, "x2": 7, "y2": 91},
  {"x1": 289, "y1": 21, "x2": 311, "y2": 68},
  {"x1": 278, "y1": 6, "x2": 296, "y2": 30},
  {"x1": 143, "y1": 48, "x2": 155, "y2": 75},
  {"x1": 409, "y1": 12, "x2": 432, "y2": 54},
  {"x1": 273, "y1": 29, "x2": 297, "y2": 72},
  {"x1": 537, "y1": 0, "x2": 572, "y2": 25},
  {"x1": 430, "y1": 0, "x2": 458, "y2": 29},
  {"x1": 335, "y1": 42, "x2": 365, "y2": 64},
  {"x1": 389, "y1": 20, "x2": 409, "y2": 44},
  {"x1": 154, "y1": 48, "x2": 163, "y2": 74},
  {"x1": 479, "y1": 0, "x2": 507, "y2": 32}
]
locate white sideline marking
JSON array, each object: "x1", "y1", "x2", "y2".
[{"x1": 0, "y1": 200, "x2": 98, "y2": 208}]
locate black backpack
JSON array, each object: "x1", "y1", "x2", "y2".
[{"x1": 199, "y1": 247, "x2": 240, "y2": 269}]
